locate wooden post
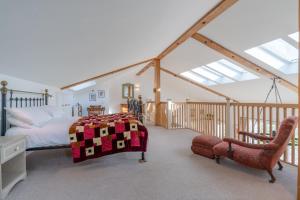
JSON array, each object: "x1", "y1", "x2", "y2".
[
  {"x1": 153, "y1": 58, "x2": 161, "y2": 126},
  {"x1": 1, "y1": 81, "x2": 8, "y2": 136},
  {"x1": 167, "y1": 99, "x2": 172, "y2": 129},
  {"x1": 225, "y1": 98, "x2": 231, "y2": 138}
]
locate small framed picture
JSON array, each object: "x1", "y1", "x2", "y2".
[
  {"x1": 98, "y1": 90, "x2": 105, "y2": 98},
  {"x1": 89, "y1": 92, "x2": 97, "y2": 101}
]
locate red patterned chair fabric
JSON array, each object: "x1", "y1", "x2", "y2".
[
  {"x1": 213, "y1": 116, "x2": 298, "y2": 183},
  {"x1": 191, "y1": 135, "x2": 222, "y2": 159}
]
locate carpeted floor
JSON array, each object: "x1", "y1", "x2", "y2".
[{"x1": 7, "y1": 125, "x2": 296, "y2": 200}]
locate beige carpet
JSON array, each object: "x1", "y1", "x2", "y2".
[{"x1": 7, "y1": 125, "x2": 296, "y2": 200}]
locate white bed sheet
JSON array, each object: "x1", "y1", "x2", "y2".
[{"x1": 5, "y1": 116, "x2": 79, "y2": 149}]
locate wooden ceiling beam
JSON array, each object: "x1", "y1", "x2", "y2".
[
  {"x1": 136, "y1": 61, "x2": 153, "y2": 76},
  {"x1": 157, "y1": 0, "x2": 238, "y2": 60},
  {"x1": 192, "y1": 33, "x2": 298, "y2": 93},
  {"x1": 61, "y1": 58, "x2": 154, "y2": 90},
  {"x1": 160, "y1": 67, "x2": 238, "y2": 102},
  {"x1": 136, "y1": 0, "x2": 237, "y2": 76}
]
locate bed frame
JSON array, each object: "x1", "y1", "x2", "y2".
[{"x1": 0, "y1": 80, "x2": 146, "y2": 161}]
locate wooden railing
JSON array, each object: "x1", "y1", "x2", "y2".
[
  {"x1": 185, "y1": 102, "x2": 227, "y2": 139},
  {"x1": 145, "y1": 101, "x2": 168, "y2": 128},
  {"x1": 145, "y1": 101, "x2": 298, "y2": 166}
]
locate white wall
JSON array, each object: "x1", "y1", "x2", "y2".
[
  {"x1": 0, "y1": 73, "x2": 60, "y2": 106},
  {"x1": 73, "y1": 68, "x2": 155, "y2": 115}
]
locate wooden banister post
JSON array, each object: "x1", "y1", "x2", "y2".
[
  {"x1": 225, "y1": 98, "x2": 231, "y2": 138},
  {"x1": 167, "y1": 99, "x2": 172, "y2": 129},
  {"x1": 153, "y1": 58, "x2": 161, "y2": 126},
  {"x1": 1, "y1": 81, "x2": 8, "y2": 136},
  {"x1": 186, "y1": 98, "x2": 190, "y2": 129}
]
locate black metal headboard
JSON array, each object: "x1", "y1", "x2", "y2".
[
  {"x1": 127, "y1": 95, "x2": 144, "y2": 123},
  {"x1": 1, "y1": 80, "x2": 50, "y2": 136}
]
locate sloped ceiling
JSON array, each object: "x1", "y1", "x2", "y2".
[
  {"x1": 0, "y1": 0, "x2": 298, "y2": 103},
  {"x1": 162, "y1": 0, "x2": 298, "y2": 103},
  {"x1": 162, "y1": 0, "x2": 298, "y2": 76},
  {"x1": 0, "y1": 0, "x2": 220, "y2": 87}
]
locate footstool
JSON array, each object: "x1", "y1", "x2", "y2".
[{"x1": 191, "y1": 135, "x2": 222, "y2": 159}]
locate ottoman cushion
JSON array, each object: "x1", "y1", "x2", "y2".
[{"x1": 191, "y1": 135, "x2": 222, "y2": 159}]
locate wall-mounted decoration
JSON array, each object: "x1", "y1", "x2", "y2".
[
  {"x1": 122, "y1": 83, "x2": 134, "y2": 99},
  {"x1": 97, "y1": 90, "x2": 105, "y2": 98},
  {"x1": 89, "y1": 91, "x2": 96, "y2": 101}
]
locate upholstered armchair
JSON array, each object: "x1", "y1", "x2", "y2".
[{"x1": 213, "y1": 116, "x2": 298, "y2": 183}]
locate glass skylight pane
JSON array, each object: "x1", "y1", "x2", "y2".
[
  {"x1": 70, "y1": 81, "x2": 96, "y2": 91},
  {"x1": 289, "y1": 32, "x2": 299, "y2": 42},
  {"x1": 181, "y1": 71, "x2": 206, "y2": 84},
  {"x1": 192, "y1": 67, "x2": 220, "y2": 81},
  {"x1": 206, "y1": 62, "x2": 238, "y2": 78},
  {"x1": 261, "y1": 39, "x2": 298, "y2": 63},
  {"x1": 245, "y1": 47, "x2": 285, "y2": 69},
  {"x1": 218, "y1": 59, "x2": 246, "y2": 73}
]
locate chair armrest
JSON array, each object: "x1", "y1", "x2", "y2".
[
  {"x1": 223, "y1": 138, "x2": 279, "y2": 150},
  {"x1": 238, "y1": 131, "x2": 274, "y2": 141}
]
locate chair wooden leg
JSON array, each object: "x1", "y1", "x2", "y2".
[
  {"x1": 216, "y1": 155, "x2": 220, "y2": 164},
  {"x1": 267, "y1": 169, "x2": 276, "y2": 183},
  {"x1": 277, "y1": 161, "x2": 283, "y2": 171}
]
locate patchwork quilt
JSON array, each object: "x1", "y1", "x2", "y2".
[{"x1": 69, "y1": 113, "x2": 148, "y2": 163}]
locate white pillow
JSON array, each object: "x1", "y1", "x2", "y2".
[
  {"x1": 5, "y1": 107, "x2": 52, "y2": 127},
  {"x1": 42, "y1": 106, "x2": 65, "y2": 118},
  {"x1": 7, "y1": 115, "x2": 33, "y2": 129}
]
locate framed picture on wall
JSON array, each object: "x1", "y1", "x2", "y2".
[
  {"x1": 98, "y1": 90, "x2": 105, "y2": 98},
  {"x1": 122, "y1": 83, "x2": 134, "y2": 99},
  {"x1": 89, "y1": 92, "x2": 97, "y2": 101}
]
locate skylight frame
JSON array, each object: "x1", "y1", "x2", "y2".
[
  {"x1": 180, "y1": 71, "x2": 215, "y2": 86},
  {"x1": 260, "y1": 38, "x2": 298, "y2": 63},
  {"x1": 245, "y1": 37, "x2": 299, "y2": 74},
  {"x1": 245, "y1": 47, "x2": 286, "y2": 69},
  {"x1": 206, "y1": 61, "x2": 239, "y2": 79},
  {"x1": 202, "y1": 65, "x2": 236, "y2": 83},
  {"x1": 192, "y1": 67, "x2": 222, "y2": 81},
  {"x1": 218, "y1": 59, "x2": 246, "y2": 73}
]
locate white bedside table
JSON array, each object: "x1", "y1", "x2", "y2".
[{"x1": 0, "y1": 136, "x2": 26, "y2": 199}]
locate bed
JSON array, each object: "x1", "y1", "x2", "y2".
[
  {"x1": 5, "y1": 116, "x2": 78, "y2": 149},
  {"x1": 0, "y1": 80, "x2": 147, "y2": 162}
]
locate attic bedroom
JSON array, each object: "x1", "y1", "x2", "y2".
[{"x1": 0, "y1": 0, "x2": 299, "y2": 200}]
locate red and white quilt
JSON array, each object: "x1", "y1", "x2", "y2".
[{"x1": 69, "y1": 113, "x2": 148, "y2": 163}]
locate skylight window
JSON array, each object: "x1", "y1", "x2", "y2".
[
  {"x1": 181, "y1": 71, "x2": 206, "y2": 83},
  {"x1": 289, "y1": 32, "x2": 299, "y2": 42},
  {"x1": 70, "y1": 81, "x2": 96, "y2": 91},
  {"x1": 181, "y1": 71, "x2": 215, "y2": 86},
  {"x1": 261, "y1": 39, "x2": 298, "y2": 63},
  {"x1": 245, "y1": 38, "x2": 298, "y2": 74},
  {"x1": 245, "y1": 46, "x2": 286, "y2": 69},
  {"x1": 218, "y1": 59, "x2": 246, "y2": 73},
  {"x1": 206, "y1": 62, "x2": 238, "y2": 78},
  {"x1": 192, "y1": 67, "x2": 220, "y2": 81},
  {"x1": 181, "y1": 58, "x2": 258, "y2": 87},
  {"x1": 206, "y1": 59, "x2": 258, "y2": 82}
]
